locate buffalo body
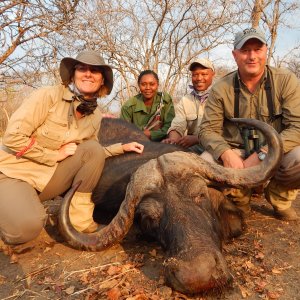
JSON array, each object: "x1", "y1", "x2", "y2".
[{"x1": 59, "y1": 118, "x2": 282, "y2": 294}]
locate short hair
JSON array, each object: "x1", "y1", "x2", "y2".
[{"x1": 138, "y1": 70, "x2": 159, "y2": 84}]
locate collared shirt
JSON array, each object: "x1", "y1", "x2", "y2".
[
  {"x1": 0, "y1": 85, "x2": 123, "y2": 191},
  {"x1": 167, "y1": 86, "x2": 211, "y2": 137},
  {"x1": 120, "y1": 92, "x2": 175, "y2": 141},
  {"x1": 199, "y1": 66, "x2": 300, "y2": 160}
]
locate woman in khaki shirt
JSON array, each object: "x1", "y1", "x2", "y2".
[{"x1": 0, "y1": 50, "x2": 144, "y2": 244}]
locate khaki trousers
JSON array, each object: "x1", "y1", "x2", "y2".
[
  {"x1": 200, "y1": 146, "x2": 300, "y2": 210},
  {"x1": 0, "y1": 140, "x2": 105, "y2": 244}
]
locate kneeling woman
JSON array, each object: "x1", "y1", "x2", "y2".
[
  {"x1": 0, "y1": 50, "x2": 144, "y2": 244},
  {"x1": 120, "y1": 70, "x2": 175, "y2": 141}
]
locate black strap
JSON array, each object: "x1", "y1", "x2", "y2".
[
  {"x1": 233, "y1": 70, "x2": 274, "y2": 121},
  {"x1": 264, "y1": 71, "x2": 274, "y2": 121},
  {"x1": 234, "y1": 74, "x2": 240, "y2": 118}
]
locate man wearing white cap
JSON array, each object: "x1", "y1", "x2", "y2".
[
  {"x1": 162, "y1": 58, "x2": 215, "y2": 153},
  {"x1": 199, "y1": 27, "x2": 300, "y2": 220}
]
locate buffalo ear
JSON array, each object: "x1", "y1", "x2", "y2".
[
  {"x1": 135, "y1": 196, "x2": 164, "y2": 240},
  {"x1": 212, "y1": 191, "x2": 245, "y2": 239}
]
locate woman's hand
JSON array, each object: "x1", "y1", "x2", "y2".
[
  {"x1": 57, "y1": 142, "x2": 77, "y2": 161},
  {"x1": 122, "y1": 142, "x2": 144, "y2": 154}
]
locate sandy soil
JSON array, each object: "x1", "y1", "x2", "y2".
[{"x1": 0, "y1": 195, "x2": 300, "y2": 300}]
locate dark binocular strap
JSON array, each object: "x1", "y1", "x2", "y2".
[{"x1": 234, "y1": 70, "x2": 274, "y2": 121}]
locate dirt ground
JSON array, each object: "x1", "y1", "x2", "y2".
[{"x1": 1, "y1": 194, "x2": 300, "y2": 300}]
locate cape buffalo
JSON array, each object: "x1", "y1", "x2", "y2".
[{"x1": 58, "y1": 118, "x2": 282, "y2": 294}]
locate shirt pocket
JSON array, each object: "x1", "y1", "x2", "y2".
[
  {"x1": 259, "y1": 106, "x2": 283, "y2": 134},
  {"x1": 259, "y1": 106, "x2": 282, "y2": 120},
  {"x1": 37, "y1": 115, "x2": 68, "y2": 149}
]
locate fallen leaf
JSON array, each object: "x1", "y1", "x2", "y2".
[
  {"x1": 99, "y1": 279, "x2": 118, "y2": 290},
  {"x1": 267, "y1": 290, "x2": 281, "y2": 299},
  {"x1": 255, "y1": 252, "x2": 265, "y2": 260},
  {"x1": 238, "y1": 284, "x2": 251, "y2": 298},
  {"x1": 107, "y1": 265, "x2": 121, "y2": 276},
  {"x1": 43, "y1": 247, "x2": 51, "y2": 253},
  {"x1": 107, "y1": 287, "x2": 121, "y2": 300},
  {"x1": 271, "y1": 268, "x2": 282, "y2": 274},
  {"x1": 79, "y1": 272, "x2": 90, "y2": 285},
  {"x1": 10, "y1": 254, "x2": 18, "y2": 264},
  {"x1": 245, "y1": 260, "x2": 255, "y2": 270},
  {"x1": 65, "y1": 285, "x2": 75, "y2": 295},
  {"x1": 122, "y1": 264, "x2": 134, "y2": 271},
  {"x1": 254, "y1": 280, "x2": 267, "y2": 292},
  {"x1": 26, "y1": 275, "x2": 31, "y2": 288}
]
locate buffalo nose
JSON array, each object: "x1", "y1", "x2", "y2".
[{"x1": 164, "y1": 251, "x2": 232, "y2": 294}]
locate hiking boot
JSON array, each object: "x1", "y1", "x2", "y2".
[
  {"x1": 69, "y1": 191, "x2": 98, "y2": 232},
  {"x1": 274, "y1": 207, "x2": 300, "y2": 221}
]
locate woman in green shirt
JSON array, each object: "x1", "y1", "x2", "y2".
[{"x1": 120, "y1": 70, "x2": 175, "y2": 141}]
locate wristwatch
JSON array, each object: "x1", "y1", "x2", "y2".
[{"x1": 257, "y1": 151, "x2": 267, "y2": 161}]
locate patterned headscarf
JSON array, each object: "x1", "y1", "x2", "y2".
[
  {"x1": 189, "y1": 85, "x2": 210, "y2": 104},
  {"x1": 67, "y1": 83, "x2": 98, "y2": 128}
]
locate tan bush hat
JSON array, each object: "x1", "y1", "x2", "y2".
[
  {"x1": 234, "y1": 28, "x2": 266, "y2": 49},
  {"x1": 60, "y1": 50, "x2": 114, "y2": 94},
  {"x1": 189, "y1": 58, "x2": 215, "y2": 72}
]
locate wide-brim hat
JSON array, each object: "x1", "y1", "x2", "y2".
[{"x1": 60, "y1": 50, "x2": 114, "y2": 94}]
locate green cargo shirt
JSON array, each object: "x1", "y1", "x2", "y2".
[
  {"x1": 120, "y1": 92, "x2": 175, "y2": 141},
  {"x1": 199, "y1": 66, "x2": 300, "y2": 161}
]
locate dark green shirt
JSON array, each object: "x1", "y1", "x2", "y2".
[{"x1": 120, "y1": 92, "x2": 175, "y2": 141}]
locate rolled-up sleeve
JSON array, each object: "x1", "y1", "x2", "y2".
[{"x1": 103, "y1": 143, "x2": 124, "y2": 157}]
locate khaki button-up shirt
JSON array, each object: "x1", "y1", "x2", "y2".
[
  {"x1": 0, "y1": 85, "x2": 123, "y2": 191},
  {"x1": 167, "y1": 93, "x2": 206, "y2": 137}
]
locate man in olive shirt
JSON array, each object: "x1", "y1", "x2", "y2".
[{"x1": 199, "y1": 27, "x2": 300, "y2": 220}]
